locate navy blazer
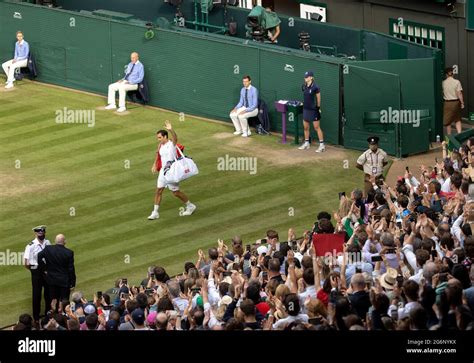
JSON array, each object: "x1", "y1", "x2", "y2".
[
  {"x1": 27, "y1": 52, "x2": 38, "y2": 78},
  {"x1": 38, "y1": 244, "x2": 76, "y2": 288}
]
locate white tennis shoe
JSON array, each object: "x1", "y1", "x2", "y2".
[
  {"x1": 316, "y1": 144, "x2": 326, "y2": 153},
  {"x1": 182, "y1": 203, "x2": 196, "y2": 216},
  {"x1": 298, "y1": 142, "x2": 310, "y2": 150},
  {"x1": 147, "y1": 211, "x2": 159, "y2": 220}
]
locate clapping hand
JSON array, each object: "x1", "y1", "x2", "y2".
[
  {"x1": 287, "y1": 250, "x2": 295, "y2": 266},
  {"x1": 352, "y1": 203, "x2": 361, "y2": 219},
  {"x1": 198, "y1": 249, "x2": 205, "y2": 260},
  {"x1": 330, "y1": 275, "x2": 339, "y2": 289},
  {"x1": 288, "y1": 228, "x2": 296, "y2": 242},
  {"x1": 297, "y1": 278, "x2": 305, "y2": 293}
]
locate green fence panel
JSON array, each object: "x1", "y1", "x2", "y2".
[
  {"x1": 344, "y1": 65, "x2": 401, "y2": 156},
  {"x1": 110, "y1": 22, "x2": 261, "y2": 120},
  {"x1": 56, "y1": 0, "x2": 442, "y2": 64},
  {"x1": 447, "y1": 129, "x2": 474, "y2": 150},
  {"x1": 275, "y1": 14, "x2": 362, "y2": 58},
  {"x1": 57, "y1": 0, "x2": 233, "y2": 32},
  {"x1": 0, "y1": 0, "x2": 439, "y2": 155},
  {"x1": 362, "y1": 30, "x2": 439, "y2": 61},
  {"x1": 0, "y1": 1, "x2": 341, "y2": 142},
  {"x1": 350, "y1": 58, "x2": 437, "y2": 146},
  {"x1": 468, "y1": 0, "x2": 474, "y2": 31},
  {"x1": 57, "y1": 0, "x2": 188, "y2": 22},
  {"x1": 56, "y1": 1, "x2": 362, "y2": 57},
  {"x1": 361, "y1": 31, "x2": 443, "y2": 139},
  {"x1": 258, "y1": 51, "x2": 340, "y2": 144},
  {"x1": 0, "y1": 2, "x2": 113, "y2": 92}
]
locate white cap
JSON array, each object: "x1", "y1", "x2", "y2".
[
  {"x1": 220, "y1": 295, "x2": 233, "y2": 305},
  {"x1": 257, "y1": 245, "x2": 268, "y2": 255},
  {"x1": 294, "y1": 252, "x2": 303, "y2": 263}
]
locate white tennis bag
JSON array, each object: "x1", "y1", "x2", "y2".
[{"x1": 163, "y1": 145, "x2": 199, "y2": 184}]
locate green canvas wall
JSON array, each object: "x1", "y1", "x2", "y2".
[
  {"x1": 0, "y1": 1, "x2": 342, "y2": 144},
  {"x1": 349, "y1": 58, "x2": 439, "y2": 144},
  {"x1": 0, "y1": 0, "x2": 442, "y2": 154}
]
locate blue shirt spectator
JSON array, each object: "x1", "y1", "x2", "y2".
[
  {"x1": 15, "y1": 40, "x2": 29, "y2": 61},
  {"x1": 235, "y1": 85, "x2": 258, "y2": 113},
  {"x1": 123, "y1": 60, "x2": 144, "y2": 85}
]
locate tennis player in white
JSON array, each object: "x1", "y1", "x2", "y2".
[{"x1": 148, "y1": 121, "x2": 196, "y2": 220}]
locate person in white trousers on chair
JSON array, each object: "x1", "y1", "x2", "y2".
[
  {"x1": 229, "y1": 75, "x2": 259, "y2": 137},
  {"x1": 2, "y1": 31, "x2": 29, "y2": 89},
  {"x1": 105, "y1": 52, "x2": 144, "y2": 113}
]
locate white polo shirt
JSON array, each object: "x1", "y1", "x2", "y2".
[
  {"x1": 272, "y1": 313, "x2": 309, "y2": 330},
  {"x1": 24, "y1": 238, "x2": 51, "y2": 270},
  {"x1": 159, "y1": 140, "x2": 176, "y2": 166}
]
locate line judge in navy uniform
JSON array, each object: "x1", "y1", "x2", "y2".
[
  {"x1": 298, "y1": 71, "x2": 325, "y2": 153},
  {"x1": 24, "y1": 225, "x2": 51, "y2": 322},
  {"x1": 356, "y1": 136, "x2": 388, "y2": 195},
  {"x1": 38, "y1": 234, "x2": 76, "y2": 311},
  {"x1": 105, "y1": 52, "x2": 144, "y2": 113}
]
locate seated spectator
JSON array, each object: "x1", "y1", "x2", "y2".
[
  {"x1": 155, "y1": 312, "x2": 169, "y2": 330},
  {"x1": 168, "y1": 280, "x2": 188, "y2": 314},
  {"x1": 305, "y1": 298, "x2": 327, "y2": 326},
  {"x1": 84, "y1": 313, "x2": 99, "y2": 331},
  {"x1": 131, "y1": 309, "x2": 149, "y2": 330},
  {"x1": 268, "y1": 258, "x2": 284, "y2": 285},
  {"x1": 298, "y1": 267, "x2": 317, "y2": 312},
  {"x1": 17, "y1": 313, "x2": 33, "y2": 330},
  {"x1": 119, "y1": 300, "x2": 139, "y2": 330},
  {"x1": 2, "y1": 31, "x2": 29, "y2": 89},
  {"x1": 408, "y1": 305, "x2": 428, "y2": 330},
  {"x1": 229, "y1": 75, "x2": 258, "y2": 137},
  {"x1": 105, "y1": 52, "x2": 144, "y2": 113},
  {"x1": 347, "y1": 273, "x2": 371, "y2": 321},
  {"x1": 398, "y1": 280, "x2": 421, "y2": 321},
  {"x1": 67, "y1": 319, "x2": 80, "y2": 331},
  {"x1": 272, "y1": 293, "x2": 308, "y2": 329},
  {"x1": 238, "y1": 299, "x2": 261, "y2": 330}
]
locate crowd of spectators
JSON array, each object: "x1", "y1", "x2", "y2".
[{"x1": 13, "y1": 140, "x2": 474, "y2": 331}]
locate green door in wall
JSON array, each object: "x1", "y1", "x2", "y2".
[{"x1": 343, "y1": 65, "x2": 401, "y2": 156}]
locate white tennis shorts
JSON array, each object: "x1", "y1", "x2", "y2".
[{"x1": 157, "y1": 169, "x2": 180, "y2": 191}]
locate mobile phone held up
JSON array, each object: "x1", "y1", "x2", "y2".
[
  {"x1": 120, "y1": 292, "x2": 129, "y2": 300},
  {"x1": 371, "y1": 255, "x2": 383, "y2": 262},
  {"x1": 145, "y1": 288, "x2": 154, "y2": 296}
]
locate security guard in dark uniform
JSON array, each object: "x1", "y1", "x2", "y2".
[
  {"x1": 24, "y1": 225, "x2": 51, "y2": 322},
  {"x1": 356, "y1": 136, "x2": 388, "y2": 195}
]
